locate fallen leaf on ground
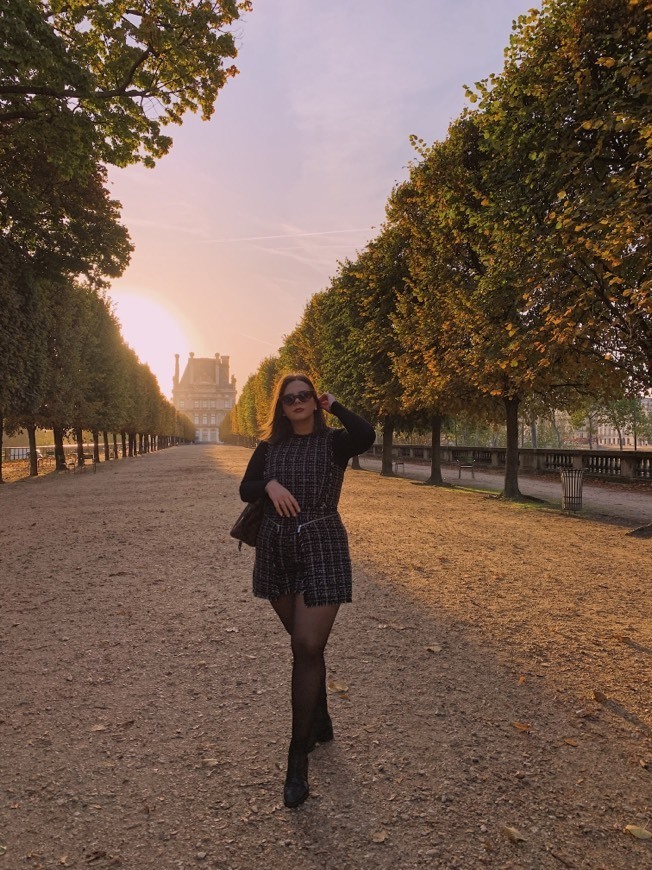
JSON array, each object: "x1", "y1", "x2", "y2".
[
  {"x1": 512, "y1": 722, "x2": 531, "y2": 732},
  {"x1": 426, "y1": 644, "x2": 442, "y2": 653},
  {"x1": 372, "y1": 830, "x2": 389, "y2": 843},
  {"x1": 225, "y1": 627, "x2": 239, "y2": 633},
  {"x1": 518, "y1": 675, "x2": 526, "y2": 684},
  {"x1": 201, "y1": 758, "x2": 221, "y2": 768},
  {"x1": 327, "y1": 679, "x2": 348, "y2": 693},
  {"x1": 593, "y1": 689, "x2": 607, "y2": 703},
  {"x1": 501, "y1": 826, "x2": 527, "y2": 843},
  {"x1": 90, "y1": 724, "x2": 107, "y2": 732},
  {"x1": 564, "y1": 738, "x2": 578, "y2": 747},
  {"x1": 624, "y1": 825, "x2": 652, "y2": 840}
]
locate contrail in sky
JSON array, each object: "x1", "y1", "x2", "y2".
[{"x1": 206, "y1": 228, "x2": 373, "y2": 243}]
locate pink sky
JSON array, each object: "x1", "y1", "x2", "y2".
[{"x1": 108, "y1": 0, "x2": 538, "y2": 398}]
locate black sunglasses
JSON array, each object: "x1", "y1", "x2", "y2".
[{"x1": 281, "y1": 390, "x2": 315, "y2": 406}]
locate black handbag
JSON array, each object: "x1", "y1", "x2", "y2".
[{"x1": 230, "y1": 498, "x2": 264, "y2": 549}]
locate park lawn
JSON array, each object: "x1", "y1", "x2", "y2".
[{"x1": 340, "y1": 466, "x2": 651, "y2": 731}]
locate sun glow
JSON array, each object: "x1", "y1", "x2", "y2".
[{"x1": 109, "y1": 290, "x2": 192, "y2": 398}]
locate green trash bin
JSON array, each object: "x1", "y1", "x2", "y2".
[{"x1": 560, "y1": 468, "x2": 584, "y2": 511}]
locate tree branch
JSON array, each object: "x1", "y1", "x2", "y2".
[{"x1": 0, "y1": 84, "x2": 155, "y2": 100}]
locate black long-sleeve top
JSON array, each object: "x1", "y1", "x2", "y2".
[{"x1": 239, "y1": 402, "x2": 375, "y2": 503}]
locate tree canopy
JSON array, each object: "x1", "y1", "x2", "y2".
[
  {"x1": 230, "y1": 0, "x2": 647, "y2": 498},
  {"x1": 1, "y1": 0, "x2": 248, "y2": 475},
  {"x1": 1, "y1": 0, "x2": 251, "y2": 166}
]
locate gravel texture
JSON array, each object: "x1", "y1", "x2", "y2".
[{"x1": 1, "y1": 445, "x2": 651, "y2": 869}]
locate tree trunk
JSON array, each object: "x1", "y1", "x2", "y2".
[
  {"x1": 103, "y1": 431, "x2": 110, "y2": 461},
  {"x1": 351, "y1": 455, "x2": 361, "y2": 470},
  {"x1": 76, "y1": 428, "x2": 85, "y2": 466},
  {"x1": 121, "y1": 431, "x2": 127, "y2": 457},
  {"x1": 424, "y1": 414, "x2": 444, "y2": 485},
  {"x1": 53, "y1": 426, "x2": 66, "y2": 471},
  {"x1": 113, "y1": 432, "x2": 118, "y2": 459},
  {"x1": 530, "y1": 418, "x2": 538, "y2": 449},
  {"x1": 503, "y1": 396, "x2": 522, "y2": 499},
  {"x1": 0, "y1": 413, "x2": 4, "y2": 483},
  {"x1": 27, "y1": 423, "x2": 38, "y2": 477},
  {"x1": 380, "y1": 417, "x2": 395, "y2": 476},
  {"x1": 550, "y1": 411, "x2": 562, "y2": 447},
  {"x1": 92, "y1": 430, "x2": 100, "y2": 463}
]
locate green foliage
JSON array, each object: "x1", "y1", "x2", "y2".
[
  {"x1": 596, "y1": 396, "x2": 648, "y2": 448},
  {"x1": 233, "y1": 0, "x2": 649, "y2": 486},
  {"x1": 0, "y1": 240, "x2": 49, "y2": 421},
  {"x1": 468, "y1": 0, "x2": 652, "y2": 387},
  {"x1": 1, "y1": 0, "x2": 247, "y2": 462},
  {"x1": 254, "y1": 356, "x2": 281, "y2": 432},
  {"x1": 234, "y1": 374, "x2": 259, "y2": 439},
  {"x1": 1, "y1": 0, "x2": 250, "y2": 167}
]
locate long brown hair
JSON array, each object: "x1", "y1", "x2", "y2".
[{"x1": 260, "y1": 373, "x2": 327, "y2": 443}]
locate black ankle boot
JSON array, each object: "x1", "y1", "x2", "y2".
[
  {"x1": 307, "y1": 711, "x2": 334, "y2": 753},
  {"x1": 283, "y1": 749, "x2": 309, "y2": 808}
]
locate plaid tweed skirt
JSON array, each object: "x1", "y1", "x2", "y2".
[{"x1": 253, "y1": 511, "x2": 352, "y2": 607}]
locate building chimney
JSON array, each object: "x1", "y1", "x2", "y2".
[
  {"x1": 189, "y1": 352, "x2": 194, "y2": 383},
  {"x1": 173, "y1": 353, "x2": 180, "y2": 389}
]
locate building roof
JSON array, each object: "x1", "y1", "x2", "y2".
[{"x1": 178, "y1": 357, "x2": 220, "y2": 387}]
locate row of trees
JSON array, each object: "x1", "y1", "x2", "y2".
[
  {"x1": 1, "y1": 277, "x2": 195, "y2": 478},
  {"x1": 435, "y1": 398, "x2": 652, "y2": 451},
  {"x1": 225, "y1": 0, "x2": 651, "y2": 498},
  {"x1": 1, "y1": 0, "x2": 251, "y2": 480}
]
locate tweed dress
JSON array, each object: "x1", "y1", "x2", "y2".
[{"x1": 253, "y1": 428, "x2": 351, "y2": 607}]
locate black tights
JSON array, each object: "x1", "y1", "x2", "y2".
[{"x1": 271, "y1": 593, "x2": 339, "y2": 753}]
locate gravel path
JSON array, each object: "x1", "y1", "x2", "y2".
[{"x1": 2, "y1": 445, "x2": 650, "y2": 869}]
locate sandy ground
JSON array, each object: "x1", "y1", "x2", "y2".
[{"x1": 1, "y1": 445, "x2": 651, "y2": 870}]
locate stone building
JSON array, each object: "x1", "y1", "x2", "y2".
[{"x1": 172, "y1": 353, "x2": 237, "y2": 443}]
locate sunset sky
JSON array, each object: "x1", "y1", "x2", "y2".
[{"x1": 108, "y1": 0, "x2": 537, "y2": 398}]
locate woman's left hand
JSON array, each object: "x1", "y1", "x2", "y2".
[{"x1": 318, "y1": 392, "x2": 336, "y2": 412}]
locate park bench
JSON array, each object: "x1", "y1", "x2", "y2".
[
  {"x1": 62, "y1": 454, "x2": 96, "y2": 472},
  {"x1": 456, "y1": 458, "x2": 475, "y2": 479},
  {"x1": 79, "y1": 453, "x2": 97, "y2": 472}
]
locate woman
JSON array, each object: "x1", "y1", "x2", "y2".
[{"x1": 239, "y1": 373, "x2": 375, "y2": 808}]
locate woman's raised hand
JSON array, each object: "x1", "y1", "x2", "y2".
[
  {"x1": 318, "y1": 392, "x2": 337, "y2": 412},
  {"x1": 265, "y1": 479, "x2": 301, "y2": 517}
]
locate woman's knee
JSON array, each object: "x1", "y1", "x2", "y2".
[{"x1": 291, "y1": 632, "x2": 326, "y2": 661}]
